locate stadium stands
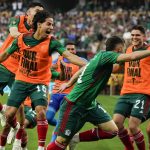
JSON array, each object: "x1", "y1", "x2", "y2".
[{"x1": 0, "y1": 0, "x2": 150, "y2": 95}]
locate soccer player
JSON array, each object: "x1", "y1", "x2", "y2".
[
  {"x1": 46, "y1": 35, "x2": 150, "y2": 150},
  {"x1": 11, "y1": 68, "x2": 66, "y2": 150},
  {"x1": 0, "y1": 2, "x2": 44, "y2": 52},
  {"x1": 0, "y1": 2, "x2": 44, "y2": 125},
  {"x1": 0, "y1": 10, "x2": 86, "y2": 150},
  {"x1": 0, "y1": 3, "x2": 44, "y2": 150},
  {"x1": 113, "y1": 25, "x2": 150, "y2": 150},
  {"x1": 46, "y1": 41, "x2": 83, "y2": 142}
]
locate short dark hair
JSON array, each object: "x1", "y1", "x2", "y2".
[
  {"x1": 106, "y1": 36, "x2": 124, "y2": 51},
  {"x1": 65, "y1": 41, "x2": 76, "y2": 47},
  {"x1": 32, "y1": 10, "x2": 51, "y2": 31},
  {"x1": 27, "y1": 2, "x2": 44, "y2": 10},
  {"x1": 131, "y1": 25, "x2": 145, "y2": 34}
]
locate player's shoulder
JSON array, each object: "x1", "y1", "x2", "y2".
[
  {"x1": 140, "y1": 42, "x2": 150, "y2": 50},
  {"x1": 97, "y1": 50, "x2": 113, "y2": 55},
  {"x1": 96, "y1": 51, "x2": 119, "y2": 60}
]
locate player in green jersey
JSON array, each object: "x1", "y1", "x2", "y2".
[
  {"x1": 0, "y1": 3, "x2": 45, "y2": 150},
  {"x1": 46, "y1": 36, "x2": 150, "y2": 150},
  {"x1": 0, "y1": 10, "x2": 86, "y2": 150},
  {"x1": 8, "y1": 68, "x2": 66, "y2": 150}
]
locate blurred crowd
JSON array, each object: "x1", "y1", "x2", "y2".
[
  {"x1": 0, "y1": 0, "x2": 150, "y2": 58},
  {"x1": 1, "y1": 0, "x2": 150, "y2": 95}
]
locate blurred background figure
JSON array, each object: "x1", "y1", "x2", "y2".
[{"x1": 0, "y1": 0, "x2": 150, "y2": 97}]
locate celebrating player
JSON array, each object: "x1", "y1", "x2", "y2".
[
  {"x1": 113, "y1": 25, "x2": 150, "y2": 150},
  {"x1": 0, "y1": 10, "x2": 86, "y2": 150},
  {"x1": 46, "y1": 35, "x2": 150, "y2": 150}
]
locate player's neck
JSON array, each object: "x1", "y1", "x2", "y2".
[
  {"x1": 33, "y1": 31, "x2": 46, "y2": 40},
  {"x1": 133, "y1": 43, "x2": 143, "y2": 50},
  {"x1": 26, "y1": 17, "x2": 32, "y2": 27},
  {"x1": 33, "y1": 33, "x2": 41, "y2": 40}
]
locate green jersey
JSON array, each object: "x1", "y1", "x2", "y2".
[
  {"x1": 51, "y1": 68, "x2": 60, "y2": 79},
  {"x1": 7, "y1": 34, "x2": 66, "y2": 55},
  {"x1": 66, "y1": 51, "x2": 120, "y2": 109}
]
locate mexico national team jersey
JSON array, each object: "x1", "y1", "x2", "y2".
[
  {"x1": 65, "y1": 51, "x2": 120, "y2": 109},
  {"x1": 52, "y1": 56, "x2": 80, "y2": 94},
  {"x1": 7, "y1": 33, "x2": 66, "y2": 85},
  {"x1": 121, "y1": 45, "x2": 150, "y2": 95},
  {"x1": 1, "y1": 15, "x2": 30, "y2": 74}
]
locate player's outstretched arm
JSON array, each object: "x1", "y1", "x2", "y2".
[
  {"x1": 58, "y1": 60, "x2": 66, "y2": 81},
  {"x1": 57, "y1": 66, "x2": 85, "y2": 93},
  {"x1": 117, "y1": 50, "x2": 150, "y2": 63},
  {"x1": 0, "y1": 51, "x2": 10, "y2": 63},
  {"x1": 62, "y1": 50, "x2": 87, "y2": 67}
]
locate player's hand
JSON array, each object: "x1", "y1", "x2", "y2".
[
  {"x1": 60, "y1": 60, "x2": 66, "y2": 70},
  {"x1": 57, "y1": 83, "x2": 69, "y2": 93},
  {"x1": 111, "y1": 74, "x2": 118, "y2": 82}
]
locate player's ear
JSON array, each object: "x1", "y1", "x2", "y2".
[{"x1": 37, "y1": 22, "x2": 41, "y2": 28}]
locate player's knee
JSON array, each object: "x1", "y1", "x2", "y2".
[
  {"x1": 113, "y1": 114, "x2": 124, "y2": 129},
  {"x1": 113, "y1": 118, "x2": 124, "y2": 129},
  {"x1": 111, "y1": 126, "x2": 119, "y2": 134},
  {"x1": 5, "y1": 107, "x2": 17, "y2": 121},
  {"x1": 128, "y1": 124, "x2": 138, "y2": 134},
  {"x1": 111, "y1": 130, "x2": 118, "y2": 138},
  {"x1": 18, "y1": 105, "x2": 24, "y2": 113},
  {"x1": 35, "y1": 106, "x2": 46, "y2": 120},
  {"x1": 37, "y1": 110, "x2": 46, "y2": 120},
  {"x1": 56, "y1": 136, "x2": 69, "y2": 145},
  {"x1": 46, "y1": 111, "x2": 54, "y2": 122}
]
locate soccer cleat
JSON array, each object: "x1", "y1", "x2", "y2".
[
  {"x1": 0, "y1": 113, "x2": 6, "y2": 127},
  {"x1": 12, "y1": 139, "x2": 21, "y2": 150},
  {"x1": 7, "y1": 122, "x2": 20, "y2": 144},
  {"x1": 7, "y1": 127, "x2": 15, "y2": 144},
  {"x1": 0, "y1": 104, "x2": 7, "y2": 127},
  {"x1": 37, "y1": 146, "x2": 45, "y2": 150}
]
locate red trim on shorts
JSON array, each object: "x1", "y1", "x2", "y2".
[
  {"x1": 64, "y1": 97, "x2": 75, "y2": 104},
  {"x1": 59, "y1": 101, "x2": 74, "y2": 134}
]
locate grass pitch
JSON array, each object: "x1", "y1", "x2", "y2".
[{"x1": 0, "y1": 94, "x2": 148, "y2": 150}]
